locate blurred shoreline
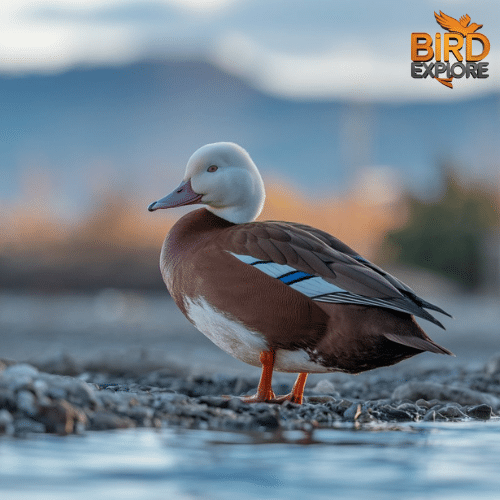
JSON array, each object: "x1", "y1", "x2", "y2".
[
  {"x1": 0, "y1": 182, "x2": 407, "y2": 291},
  {"x1": 1, "y1": 289, "x2": 499, "y2": 380}
]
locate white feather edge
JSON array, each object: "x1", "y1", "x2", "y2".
[
  {"x1": 229, "y1": 252, "x2": 345, "y2": 296},
  {"x1": 228, "y1": 252, "x2": 416, "y2": 316}
]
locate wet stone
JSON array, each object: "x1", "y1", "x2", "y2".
[
  {"x1": 2, "y1": 364, "x2": 39, "y2": 380},
  {"x1": 198, "y1": 396, "x2": 230, "y2": 408},
  {"x1": 45, "y1": 385, "x2": 68, "y2": 400},
  {"x1": 90, "y1": 411, "x2": 136, "y2": 430},
  {"x1": 3, "y1": 355, "x2": 500, "y2": 436},
  {"x1": 397, "y1": 402, "x2": 420, "y2": 413},
  {"x1": 467, "y1": 404, "x2": 493, "y2": 420},
  {"x1": 423, "y1": 410, "x2": 438, "y2": 422},
  {"x1": 415, "y1": 399, "x2": 431, "y2": 409},
  {"x1": 484, "y1": 353, "x2": 500, "y2": 377},
  {"x1": 32, "y1": 379, "x2": 49, "y2": 399},
  {"x1": 439, "y1": 404, "x2": 466, "y2": 419},
  {"x1": 392, "y1": 382, "x2": 500, "y2": 409},
  {"x1": 377, "y1": 406, "x2": 413, "y2": 422},
  {"x1": 124, "y1": 406, "x2": 155, "y2": 423},
  {"x1": 306, "y1": 395, "x2": 336, "y2": 404},
  {"x1": 16, "y1": 390, "x2": 37, "y2": 415},
  {"x1": 37, "y1": 400, "x2": 88, "y2": 435},
  {"x1": 153, "y1": 392, "x2": 189, "y2": 405},
  {"x1": 0, "y1": 409, "x2": 14, "y2": 435},
  {"x1": 227, "y1": 397, "x2": 247, "y2": 412},
  {"x1": 428, "y1": 404, "x2": 445, "y2": 414},
  {"x1": 312, "y1": 379, "x2": 337, "y2": 395},
  {"x1": 255, "y1": 413, "x2": 280, "y2": 430},
  {"x1": 343, "y1": 403, "x2": 361, "y2": 421},
  {"x1": 14, "y1": 418, "x2": 46, "y2": 435},
  {"x1": 280, "y1": 400, "x2": 300, "y2": 411}
]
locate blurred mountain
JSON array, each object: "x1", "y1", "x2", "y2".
[{"x1": 1, "y1": 59, "x2": 499, "y2": 211}]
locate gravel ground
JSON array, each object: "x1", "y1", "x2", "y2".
[
  {"x1": 1, "y1": 352, "x2": 500, "y2": 437},
  {"x1": 2, "y1": 292, "x2": 500, "y2": 438}
]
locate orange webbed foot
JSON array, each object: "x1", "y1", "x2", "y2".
[
  {"x1": 240, "y1": 389, "x2": 276, "y2": 403},
  {"x1": 226, "y1": 351, "x2": 309, "y2": 405},
  {"x1": 240, "y1": 370, "x2": 308, "y2": 405}
]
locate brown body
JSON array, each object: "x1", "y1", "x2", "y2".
[{"x1": 161, "y1": 209, "x2": 451, "y2": 375}]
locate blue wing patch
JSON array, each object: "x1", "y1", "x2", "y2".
[
  {"x1": 228, "y1": 252, "x2": 416, "y2": 315},
  {"x1": 229, "y1": 252, "x2": 345, "y2": 299},
  {"x1": 278, "y1": 270, "x2": 313, "y2": 285}
]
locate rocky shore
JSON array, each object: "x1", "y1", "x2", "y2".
[{"x1": 1, "y1": 353, "x2": 500, "y2": 437}]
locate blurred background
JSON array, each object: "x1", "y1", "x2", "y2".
[{"x1": 0, "y1": 0, "x2": 499, "y2": 373}]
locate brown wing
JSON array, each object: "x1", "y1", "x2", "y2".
[
  {"x1": 384, "y1": 332, "x2": 453, "y2": 355},
  {"x1": 221, "y1": 221, "x2": 400, "y2": 297},
  {"x1": 264, "y1": 220, "x2": 451, "y2": 319},
  {"x1": 270, "y1": 220, "x2": 360, "y2": 257},
  {"x1": 434, "y1": 11, "x2": 461, "y2": 32},
  {"x1": 217, "y1": 220, "x2": 449, "y2": 328}
]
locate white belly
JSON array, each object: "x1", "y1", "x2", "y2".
[
  {"x1": 275, "y1": 349, "x2": 330, "y2": 373},
  {"x1": 183, "y1": 295, "x2": 330, "y2": 373},
  {"x1": 184, "y1": 296, "x2": 267, "y2": 367}
]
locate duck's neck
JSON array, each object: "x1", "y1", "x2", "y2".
[
  {"x1": 206, "y1": 204, "x2": 258, "y2": 224},
  {"x1": 205, "y1": 185, "x2": 265, "y2": 224}
]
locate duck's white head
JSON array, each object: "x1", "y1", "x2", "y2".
[{"x1": 148, "y1": 142, "x2": 265, "y2": 224}]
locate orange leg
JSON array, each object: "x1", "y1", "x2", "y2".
[
  {"x1": 241, "y1": 351, "x2": 309, "y2": 405},
  {"x1": 241, "y1": 350, "x2": 276, "y2": 402},
  {"x1": 273, "y1": 372, "x2": 308, "y2": 404},
  {"x1": 290, "y1": 372, "x2": 308, "y2": 404}
]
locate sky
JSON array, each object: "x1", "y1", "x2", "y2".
[{"x1": 1, "y1": 0, "x2": 499, "y2": 101}]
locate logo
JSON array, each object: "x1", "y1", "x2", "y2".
[{"x1": 411, "y1": 11, "x2": 490, "y2": 88}]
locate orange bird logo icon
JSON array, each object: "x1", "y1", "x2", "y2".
[
  {"x1": 411, "y1": 12, "x2": 490, "y2": 90},
  {"x1": 434, "y1": 11, "x2": 483, "y2": 36}
]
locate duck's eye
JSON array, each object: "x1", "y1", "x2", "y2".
[{"x1": 207, "y1": 165, "x2": 218, "y2": 173}]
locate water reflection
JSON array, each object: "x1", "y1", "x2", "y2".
[{"x1": 1, "y1": 422, "x2": 500, "y2": 500}]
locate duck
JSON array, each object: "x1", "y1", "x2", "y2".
[{"x1": 148, "y1": 142, "x2": 453, "y2": 404}]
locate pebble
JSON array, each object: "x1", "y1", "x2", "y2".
[
  {"x1": 415, "y1": 399, "x2": 431, "y2": 409},
  {"x1": 2, "y1": 364, "x2": 39, "y2": 380},
  {"x1": 1, "y1": 355, "x2": 500, "y2": 437},
  {"x1": 378, "y1": 405, "x2": 413, "y2": 422},
  {"x1": 14, "y1": 418, "x2": 46, "y2": 434},
  {"x1": 392, "y1": 381, "x2": 500, "y2": 409},
  {"x1": 312, "y1": 379, "x2": 338, "y2": 396},
  {"x1": 17, "y1": 390, "x2": 37, "y2": 415},
  {"x1": 397, "y1": 402, "x2": 420, "y2": 413},
  {"x1": 438, "y1": 404, "x2": 466, "y2": 419},
  {"x1": 343, "y1": 403, "x2": 361, "y2": 421},
  {"x1": 306, "y1": 395, "x2": 336, "y2": 404},
  {"x1": 0, "y1": 409, "x2": 14, "y2": 436},
  {"x1": 467, "y1": 404, "x2": 493, "y2": 420},
  {"x1": 90, "y1": 411, "x2": 136, "y2": 430},
  {"x1": 484, "y1": 353, "x2": 500, "y2": 377},
  {"x1": 423, "y1": 410, "x2": 438, "y2": 422},
  {"x1": 255, "y1": 413, "x2": 280, "y2": 430}
]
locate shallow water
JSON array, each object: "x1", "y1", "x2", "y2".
[{"x1": 1, "y1": 421, "x2": 500, "y2": 500}]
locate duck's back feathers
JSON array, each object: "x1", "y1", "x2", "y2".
[
  {"x1": 219, "y1": 218, "x2": 451, "y2": 329},
  {"x1": 274, "y1": 221, "x2": 451, "y2": 316},
  {"x1": 383, "y1": 332, "x2": 453, "y2": 356}
]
